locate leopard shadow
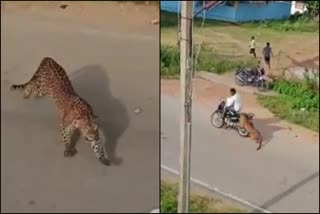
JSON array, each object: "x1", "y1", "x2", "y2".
[{"x1": 69, "y1": 65, "x2": 129, "y2": 166}]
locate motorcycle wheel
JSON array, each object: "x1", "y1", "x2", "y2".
[
  {"x1": 235, "y1": 76, "x2": 245, "y2": 86},
  {"x1": 211, "y1": 111, "x2": 224, "y2": 128},
  {"x1": 237, "y1": 127, "x2": 250, "y2": 137},
  {"x1": 257, "y1": 79, "x2": 268, "y2": 92}
]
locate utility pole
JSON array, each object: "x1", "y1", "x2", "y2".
[{"x1": 178, "y1": 1, "x2": 193, "y2": 213}]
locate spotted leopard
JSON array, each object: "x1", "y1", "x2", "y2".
[{"x1": 10, "y1": 57, "x2": 110, "y2": 165}]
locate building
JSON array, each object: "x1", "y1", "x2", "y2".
[
  {"x1": 290, "y1": 1, "x2": 307, "y2": 15},
  {"x1": 161, "y1": 1, "x2": 293, "y2": 23}
]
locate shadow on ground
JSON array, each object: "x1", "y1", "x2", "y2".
[
  {"x1": 250, "y1": 171, "x2": 319, "y2": 213},
  {"x1": 252, "y1": 117, "x2": 287, "y2": 149},
  {"x1": 69, "y1": 65, "x2": 130, "y2": 166},
  {"x1": 287, "y1": 55, "x2": 319, "y2": 70}
]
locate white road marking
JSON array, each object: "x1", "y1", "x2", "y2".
[{"x1": 161, "y1": 164, "x2": 272, "y2": 213}]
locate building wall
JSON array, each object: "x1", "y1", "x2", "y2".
[
  {"x1": 160, "y1": 1, "x2": 292, "y2": 23},
  {"x1": 235, "y1": 1, "x2": 292, "y2": 22}
]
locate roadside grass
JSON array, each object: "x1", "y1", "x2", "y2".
[
  {"x1": 161, "y1": 180, "x2": 245, "y2": 213},
  {"x1": 241, "y1": 13, "x2": 319, "y2": 33},
  {"x1": 161, "y1": 44, "x2": 256, "y2": 78},
  {"x1": 257, "y1": 76, "x2": 319, "y2": 132},
  {"x1": 257, "y1": 95, "x2": 319, "y2": 132}
]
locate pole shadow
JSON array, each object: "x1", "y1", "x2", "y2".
[{"x1": 250, "y1": 171, "x2": 319, "y2": 213}]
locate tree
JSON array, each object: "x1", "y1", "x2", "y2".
[{"x1": 305, "y1": 1, "x2": 319, "y2": 18}]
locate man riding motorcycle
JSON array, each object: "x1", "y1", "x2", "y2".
[{"x1": 223, "y1": 88, "x2": 242, "y2": 120}]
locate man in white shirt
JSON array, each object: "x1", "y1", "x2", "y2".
[
  {"x1": 225, "y1": 88, "x2": 242, "y2": 113},
  {"x1": 249, "y1": 36, "x2": 256, "y2": 58}
]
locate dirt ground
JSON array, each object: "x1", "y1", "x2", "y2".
[
  {"x1": 1, "y1": 1, "x2": 159, "y2": 31},
  {"x1": 161, "y1": 78, "x2": 319, "y2": 144},
  {"x1": 161, "y1": 14, "x2": 319, "y2": 76}
]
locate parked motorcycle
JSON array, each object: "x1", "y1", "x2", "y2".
[
  {"x1": 210, "y1": 99, "x2": 254, "y2": 137},
  {"x1": 234, "y1": 66, "x2": 268, "y2": 92}
]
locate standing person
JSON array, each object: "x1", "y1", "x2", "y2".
[
  {"x1": 249, "y1": 36, "x2": 256, "y2": 58},
  {"x1": 262, "y1": 42, "x2": 273, "y2": 71}
]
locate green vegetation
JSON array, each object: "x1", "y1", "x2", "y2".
[
  {"x1": 242, "y1": 14, "x2": 319, "y2": 32},
  {"x1": 258, "y1": 95, "x2": 319, "y2": 132},
  {"x1": 305, "y1": 1, "x2": 320, "y2": 19},
  {"x1": 161, "y1": 181, "x2": 245, "y2": 213},
  {"x1": 161, "y1": 45, "x2": 256, "y2": 77},
  {"x1": 161, "y1": 11, "x2": 318, "y2": 79},
  {"x1": 258, "y1": 76, "x2": 319, "y2": 132},
  {"x1": 270, "y1": 78, "x2": 318, "y2": 111},
  {"x1": 161, "y1": 9, "x2": 319, "y2": 33}
]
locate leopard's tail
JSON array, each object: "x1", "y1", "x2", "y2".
[
  {"x1": 10, "y1": 70, "x2": 38, "y2": 92},
  {"x1": 91, "y1": 128, "x2": 110, "y2": 166},
  {"x1": 240, "y1": 113, "x2": 263, "y2": 151},
  {"x1": 255, "y1": 130, "x2": 263, "y2": 151},
  {"x1": 10, "y1": 83, "x2": 28, "y2": 91}
]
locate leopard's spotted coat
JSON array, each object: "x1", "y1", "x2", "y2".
[{"x1": 11, "y1": 57, "x2": 110, "y2": 165}]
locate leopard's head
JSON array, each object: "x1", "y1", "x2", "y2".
[
  {"x1": 73, "y1": 115, "x2": 99, "y2": 142},
  {"x1": 83, "y1": 122, "x2": 99, "y2": 141}
]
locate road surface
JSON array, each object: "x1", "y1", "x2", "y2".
[
  {"x1": 161, "y1": 94, "x2": 319, "y2": 213},
  {"x1": 1, "y1": 4, "x2": 159, "y2": 213}
]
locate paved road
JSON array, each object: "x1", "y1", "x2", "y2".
[
  {"x1": 1, "y1": 9, "x2": 159, "y2": 212},
  {"x1": 161, "y1": 95, "x2": 319, "y2": 213}
]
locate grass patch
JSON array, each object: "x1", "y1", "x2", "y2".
[
  {"x1": 257, "y1": 95, "x2": 319, "y2": 132},
  {"x1": 258, "y1": 76, "x2": 319, "y2": 132},
  {"x1": 241, "y1": 13, "x2": 319, "y2": 33},
  {"x1": 160, "y1": 11, "x2": 318, "y2": 63},
  {"x1": 161, "y1": 44, "x2": 256, "y2": 77},
  {"x1": 161, "y1": 181, "x2": 245, "y2": 213},
  {"x1": 269, "y1": 78, "x2": 319, "y2": 111}
]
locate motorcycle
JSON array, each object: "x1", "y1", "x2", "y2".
[
  {"x1": 234, "y1": 66, "x2": 268, "y2": 92},
  {"x1": 210, "y1": 99, "x2": 254, "y2": 137}
]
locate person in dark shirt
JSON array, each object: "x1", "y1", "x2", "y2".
[{"x1": 262, "y1": 42, "x2": 273, "y2": 70}]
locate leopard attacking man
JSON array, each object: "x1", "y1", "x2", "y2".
[
  {"x1": 10, "y1": 57, "x2": 110, "y2": 166},
  {"x1": 239, "y1": 113, "x2": 263, "y2": 151}
]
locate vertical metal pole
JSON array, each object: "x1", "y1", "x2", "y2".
[{"x1": 178, "y1": 1, "x2": 193, "y2": 213}]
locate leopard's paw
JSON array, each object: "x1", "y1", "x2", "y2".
[{"x1": 64, "y1": 148, "x2": 77, "y2": 157}]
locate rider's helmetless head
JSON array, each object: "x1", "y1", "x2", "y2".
[{"x1": 230, "y1": 88, "x2": 236, "y2": 96}]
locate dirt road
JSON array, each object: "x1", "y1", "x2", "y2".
[
  {"x1": 161, "y1": 79, "x2": 319, "y2": 213},
  {"x1": 1, "y1": 3, "x2": 159, "y2": 212}
]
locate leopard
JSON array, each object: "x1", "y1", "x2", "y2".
[
  {"x1": 10, "y1": 57, "x2": 110, "y2": 165},
  {"x1": 239, "y1": 113, "x2": 263, "y2": 151}
]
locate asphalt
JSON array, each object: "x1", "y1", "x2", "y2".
[
  {"x1": 161, "y1": 95, "x2": 319, "y2": 213},
  {"x1": 1, "y1": 9, "x2": 159, "y2": 212}
]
